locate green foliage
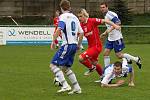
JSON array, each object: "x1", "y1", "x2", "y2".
[
  {"x1": 131, "y1": 13, "x2": 150, "y2": 25},
  {"x1": 99, "y1": 26, "x2": 150, "y2": 44},
  {"x1": 112, "y1": 0, "x2": 133, "y2": 25},
  {"x1": 0, "y1": 16, "x2": 52, "y2": 25}
]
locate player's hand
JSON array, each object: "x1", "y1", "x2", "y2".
[
  {"x1": 116, "y1": 80, "x2": 125, "y2": 86},
  {"x1": 50, "y1": 41, "x2": 56, "y2": 50},
  {"x1": 100, "y1": 32, "x2": 107, "y2": 41},
  {"x1": 77, "y1": 45, "x2": 81, "y2": 51},
  {"x1": 128, "y1": 82, "x2": 135, "y2": 87},
  {"x1": 114, "y1": 25, "x2": 121, "y2": 30}
]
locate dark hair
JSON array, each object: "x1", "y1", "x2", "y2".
[
  {"x1": 60, "y1": 0, "x2": 71, "y2": 11},
  {"x1": 114, "y1": 61, "x2": 122, "y2": 68},
  {"x1": 100, "y1": 2, "x2": 108, "y2": 7}
]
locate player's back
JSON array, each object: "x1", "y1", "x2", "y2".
[{"x1": 59, "y1": 12, "x2": 81, "y2": 45}]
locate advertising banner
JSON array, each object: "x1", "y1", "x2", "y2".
[{"x1": 0, "y1": 26, "x2": 87, "y2": 45}]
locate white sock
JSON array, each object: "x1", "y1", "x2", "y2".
[
  {"x1": 122, "y1": 58, "x2": 128, "y2": 67},
  {"x1": 80, "y1": 44, "x2": 84, "y2": 49},
  {"x1": 123, "y1": 53, "x2": 138, "y2": 62},
  {"x1": 66, "y1": 69, "x2": 81, "y2": 90},
  {"x1": 104, "y1": 56, "x2": 110, "y2": 67},
  {"x1": 51, "y1": 66, "x2": 69, "y2": 88}
]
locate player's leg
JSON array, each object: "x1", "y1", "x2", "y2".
[
  {"x1": 81, "y1": 46, "x2": 103, "y2": 76},
  {"x1": 95, "y1": 63, "x2": 103, "y2": 76},
  {"x1": 63, "y1": 67, "x2": 81, "y2": 94},
  {"x1": 63, "y1": 44, "x2": 81, "y2": 94},
  {"x1": 90, "y1": 46, "x2": 103, "y2": 76},
  {"x1": 122, "y1": 53, "x2": 141, "y2": 69},
  {"x1": 104, "y1": 48, "x2": 111, "y2": 67},
  {"x1": 80, "y1": 43, "x2": 84, "y2": 50},
  {"x1": 103, "y1": 40, "x2": 113, "y2": 67},
  {"x1": 79, "y1": 50, "x2": 95, "y2": 76},
  {"x1": 114, "y1": 39, "x2": 141, "y2": 69},
  {"x1": 50, "y1": 64, "x2": 71, "y2": 92},
  {"x1": 50, "y1": 45, "x2": 72, "y2": 93},
  {"x1": 79, "y1": 55, "x2": 94, "y2": 69},
  {"x1": 54, "y1": 39, "x2": 59, "y2": 48}
]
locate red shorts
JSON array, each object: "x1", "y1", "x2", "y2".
[{"x1": 80, "y1": 46, "x2": 102, "y2": 62}]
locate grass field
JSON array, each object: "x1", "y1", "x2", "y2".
[{"x1": 0, "y1": 44, "x2": 150, "y2": 100}]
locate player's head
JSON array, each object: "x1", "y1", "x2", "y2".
[
  {"x1": 59, "y1": 0, "x2": 71, "y2": 13},
  {"x1": 77, "y1": 8, "x2": 89, "y2": 23},
  {"x1": 113, "y1": 61, "x2": 122, "y2": 75},
  {"x1": 100, "y1": 2, "x2": 109, "y2": 14}
]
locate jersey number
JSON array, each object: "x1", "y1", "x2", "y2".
[{"x1": 71, "y1": 21, "x2": 76, "y2": 36}]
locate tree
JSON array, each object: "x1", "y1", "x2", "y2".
[{"x1": 112, "y1": 0, "x2": 133, "y2": 25}]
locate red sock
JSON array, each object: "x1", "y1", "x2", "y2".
[
  {"x1": 54, "y1": 39, "x2": 58, "y2": 44},
  {"x1": 96, "y1": 64, "x2": 103, "y2": 76},
  {"x1": 80, "y1": 59, "x2": 92, "y2": 69}
]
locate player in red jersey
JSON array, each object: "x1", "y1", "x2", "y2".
[
  {"x1": 51, "y1": 10, "x2": 61, "y2": 49},
  {"x1": 77, "y1": 9, "x2": 120, "y2": 77}
]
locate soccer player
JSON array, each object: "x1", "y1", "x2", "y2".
[
  {"x1": 77, "y1": 8, "x2": 120, "y2": 77},
  {"x1": 100, "y1": 58, "x2": 135, "y2": 87},
  {"x1": 99, "y1": 2, "x2": 142, "y2": 69},
  {"x1": 50, "y1": 0, "x2": 84, "y2": 94},
  {"x1": 51, "y1": 10, "x2": 61, "y2": 49}
]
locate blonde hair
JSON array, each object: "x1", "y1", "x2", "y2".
[{"x1": 78, "y1": 8, "x2": 89, "y2": 18}]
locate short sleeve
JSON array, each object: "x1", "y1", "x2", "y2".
[
  {"x1": 78, "y1": 22, "x2": 84, "y2": 34},
  {"x1": 58, "y1": 15, "x2": 66, "y2": 30},
  {"x1": 92, "y1": 18, "x2": 102, "y2": 26},
  {"x1": 101, "y1": 73, "x2": 113, "y2": 85},
  {"x1": 58, "y1": 21, "x2": 66, "y2": 30},
  {"x1": 106, "y1": 11, "x2": 121, "y2": 24}
]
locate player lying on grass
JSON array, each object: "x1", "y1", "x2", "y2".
[{"x1": 97, "y1": 58, "x2": 135, "y2": 87}]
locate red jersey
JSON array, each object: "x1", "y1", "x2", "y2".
[
  {"x1": 80, "y1": 18, "x2": 102, "y2": 48},
  {"x1": 53, "y1": 17, "x2": 59, "y2": 34},
  {"x1": 53, "y1": 17, "x2": 59, "y2": 26}
]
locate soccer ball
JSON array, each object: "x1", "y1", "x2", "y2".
[{"x1": 53, "y1": 77, "x2": 62, "y2": 86}]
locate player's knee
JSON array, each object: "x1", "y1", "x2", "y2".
[
  {"x1": 79, "y1": 55, "x2": 84, "y2": 62},
  {"x1": 116, "y1": 53, "x2": 123, "y2": 59},
  {"x1": 62, "y1": 67, "x2": 68, "y2": 73},
  {"x1": 92, "y1": 61, "x2": 98, "y2": 65},
  {"x1": 50, "y1": 64, "x2": 54, "y2": 68},
  {"x1": 104, "y1": 52, "x2": 109, "y2": 56}
]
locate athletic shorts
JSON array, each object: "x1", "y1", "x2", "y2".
[
  {"x1": 80, "y1": 46, "x2": 102, "y2": 62},
  {"x1": 105, "y1": 38, "x2": 125, "y2": 53},
  {"x1": 51, "y1": 44, "x2": 77, "y2": 67}
]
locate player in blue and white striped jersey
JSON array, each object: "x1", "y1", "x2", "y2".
[
  {"x1": 50, "y1": 0, "x2": 84, "y2": 94},
  {"x1": 100, "y1": 58, "x2": 135, "y2": 87},
  {"x1": 99, "y1": 2, "x2": 142, "y2": 69}
]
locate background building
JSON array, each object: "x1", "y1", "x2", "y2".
[{"x1": 0, "y1": 0, "x2": 149, "y2": 17}]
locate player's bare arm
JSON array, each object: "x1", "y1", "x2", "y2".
[
  {"x1": 101, "y1": 19, "x2": 121, "y2": 30},
  {"x1": 101, "y1": 80, "x2": 125, "y2": 88},
  {"x1": 100, "y1": 19, "x2": 121, "y2": 41},
  {"x1": 77, "y1": 33, "x2": 84, "y2": 49},
  {"x1": 51, "y1": 28, "x2": 61, "y2": 49},
  {"x1": 128, "y1": 69, "x2": 135, "y2": 87}
]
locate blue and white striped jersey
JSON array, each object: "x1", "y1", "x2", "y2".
[
  {"x1": 105, "y1": 11, "x2": 123, "y2": 41},
  {"x1": 58, "y1": 12, "x2": 83, "y2": 46}
]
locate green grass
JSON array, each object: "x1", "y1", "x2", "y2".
[
  {"x1": 98, "y1": 26, "x2": 150, "y2": 44},
  {"x1": 0, "y1": 44, "x2": 150, "y2": 100}
]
